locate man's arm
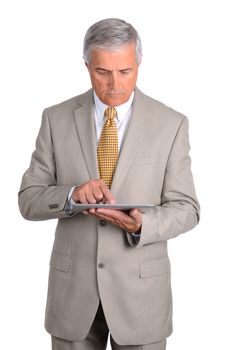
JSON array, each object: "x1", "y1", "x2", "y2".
[
  {"x1": 125, "y1": 116, "x2": 200, "y2": 248},
  {"x1": 18, "y1": 109, "x2": 74, "y2": 220}
]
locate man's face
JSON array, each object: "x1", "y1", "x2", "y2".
[{"x1": 86, "y1": 43, "x2": 140, "y2": 106}]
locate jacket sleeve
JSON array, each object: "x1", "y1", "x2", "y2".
[
  {"x1": 18, "y1": 109, "x2": 73, "y2": 221},
  {"x1": 126, "y1": 116, "x2": 200, "y2": 248}
]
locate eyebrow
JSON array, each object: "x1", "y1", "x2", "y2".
[
  {"x1": 95, "y1": 67, "x2": 133, "y2": 72},
  {"x1": 95, "y1": 68, "x2": 110, "y2": 72},
  {"x1": 120, "y1": 68, "x2": 133, "y2": 72}
]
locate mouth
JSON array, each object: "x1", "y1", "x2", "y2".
[{"x1": 107, "y1": 93, "x2": 123, "y2": 96}]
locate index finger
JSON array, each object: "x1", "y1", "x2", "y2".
[{"x1": 99, "y1": 182, "x2": 116, "y2": 204}]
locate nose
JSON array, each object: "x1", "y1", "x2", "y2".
[{"x1": 108, "y1": 72, "x2": 119, "y2": 90}]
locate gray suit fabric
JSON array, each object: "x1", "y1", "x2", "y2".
[
  {"x1": 51, "y1": 301, "x2": 167, "y2": 349},
  {"x1": 18, "y1": 88, "x2": 200, "y2": 346}
]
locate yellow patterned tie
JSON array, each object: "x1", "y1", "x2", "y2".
[{"x1": 97, "y1": 107, "x2": 118, "y2": 188}]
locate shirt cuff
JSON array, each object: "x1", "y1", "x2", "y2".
[
  {"x1": 68, "y1": 186, "x2": 76, "y2": 201},
  {"x1": 131, "y1": 232, "x2": 141, "y2": 237},
  {"x1": 64, "y1": 186, "x2": 78, "y2": 216},
  {"x1": 127, "y1": 230, "x2": 141, "y2": 244}
]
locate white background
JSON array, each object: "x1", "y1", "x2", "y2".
[{"x1": 1, "y1": 0, "x2": 231, "y2": 349}]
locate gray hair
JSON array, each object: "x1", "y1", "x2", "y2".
[{"x1": 83, "y1": 18, "x2": 142, "y2": 64}]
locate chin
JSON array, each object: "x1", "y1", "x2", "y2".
[{"x1": 104, "y1": 95, "x2": 129, "y2": 107}]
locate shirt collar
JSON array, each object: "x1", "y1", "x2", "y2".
[{"x1": 93, "y1": 90, "x2": 134, "y2": 123}]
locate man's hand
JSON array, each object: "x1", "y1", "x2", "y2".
[
  {"x1": 72, "y1": 180, "x2": 142, "y2": 233},
  {"x1": 88, "y1": 208, "x2": 142, "y2": 233},
  {"x1": 71, "y1": 179, "x2": 115, "y2": 204}
]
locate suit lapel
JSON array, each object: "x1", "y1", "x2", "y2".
[
  {"x1": 73, "y1": 90, "x2": 99, "y2": 180},
  {"x1": 111, "y1": 89, "x2": 150, "y2": 196}
]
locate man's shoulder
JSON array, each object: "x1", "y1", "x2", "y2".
[
  {"x1": 44, "y1": 89, "x2": 93, "y2": 116},
  {"x1": 135, "y1": 88, "x2": 187, "y2": 125}
]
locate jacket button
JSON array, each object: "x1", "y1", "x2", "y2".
[
  {"x1": 100, "y1": 220, "x2": 107, "y2": 226},
  {"x1": 98, "y1": 263, "x2": 104, "y2": 268}
]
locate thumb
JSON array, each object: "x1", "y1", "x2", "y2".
[{"x1": 130, "y1": 209, "x2": 140, "y2": 220}]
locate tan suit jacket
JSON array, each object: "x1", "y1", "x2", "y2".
[{"x1": 18, "y1": 88, "x2": 200, "y2": 345}]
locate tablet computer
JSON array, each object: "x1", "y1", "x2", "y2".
[{"x1": 71, "y1": 203, "x2": 155, "y2": 213}]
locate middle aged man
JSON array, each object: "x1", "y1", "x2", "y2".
[{"x1": 19, "y1": 18, "x2": 200, "y2": 350}]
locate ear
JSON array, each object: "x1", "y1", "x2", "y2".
[{"x1": 85, "y1": 61, "x2": 92, "y2": 74}]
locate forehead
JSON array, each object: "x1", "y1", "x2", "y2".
[{"x1": 90, "y1": 43, "x2": 137, "y2": 67}]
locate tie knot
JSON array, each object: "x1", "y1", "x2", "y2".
[{"x1": 104, "y1": 107, "x2": 117, "y2": 123}]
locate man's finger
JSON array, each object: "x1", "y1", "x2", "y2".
[
  {"x1": 99, "y1": 183, "x2": 116, "y2": 204},
  {"x1": 129, "y1": 209, "x2": 140, "y2": 221},
  {"x1": 92, "y1": 185, "x2": 104, "y2": 203},
  {"x1": 85, "y1": 189, "x2": 97, "y2": 204},
  {"x1": 73, "y1": 191, "x2": 87, "y2": 204}
]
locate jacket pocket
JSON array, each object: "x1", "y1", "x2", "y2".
[
  {"x1": 139, "y1": 257, "x2": 170, "y2": 278},
  {"x1": 49, "y1": 251, "x2": 71, "y2": 272}
]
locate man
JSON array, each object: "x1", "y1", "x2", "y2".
[{"x1": 19, "y1": 18, "x2": 200, "y2": 350}]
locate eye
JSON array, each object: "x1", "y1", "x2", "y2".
[
  {"x1": 96, "y1": 69, "x2": 109, "y2": 75},
  {"x1": 120, "y1": 69, "x2": 132, "y2": 75}
]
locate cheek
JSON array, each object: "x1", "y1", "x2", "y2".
[
  {"x1": 124, "y1": 77, "x2": 137, "y2": 91},
  {"x1": 91, "y1": 77, "x2": 106, "y2": 92}
]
